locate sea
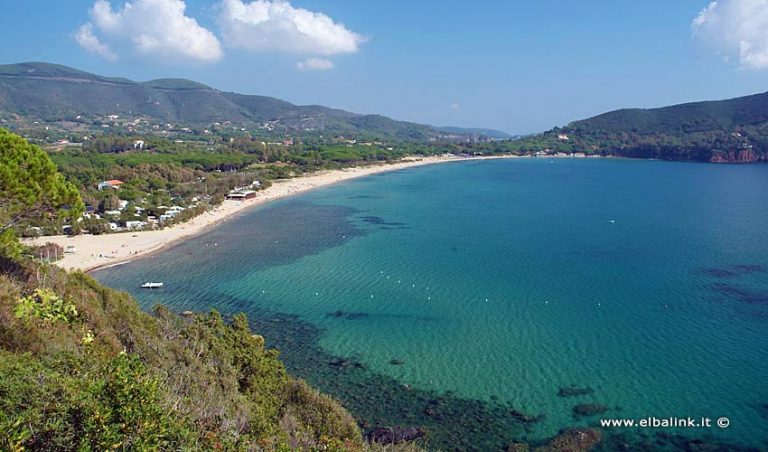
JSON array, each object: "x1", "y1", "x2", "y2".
[{"x1": 94, "y1": 158, "x2": 768, "y2": 451}]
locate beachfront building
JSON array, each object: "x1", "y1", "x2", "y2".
[
  {"x1": 227, "y1": 190, "x2": 257, "y2": 201},
  {"x1": 125, "y1": 221, "x2": 147, "y2": 230},
  {"x1": 98, "y1": 179, "x2": 124, "y2": 190}
]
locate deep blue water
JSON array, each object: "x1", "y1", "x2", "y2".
[{"x1": 94, "y1": 158, "x2": 768, "y2": 449}]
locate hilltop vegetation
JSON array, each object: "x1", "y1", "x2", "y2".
[{"x1": 500, "y1": 91, "x2": 768, "y2": 162}]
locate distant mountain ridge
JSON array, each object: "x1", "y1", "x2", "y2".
[
  {"x1": 435, "y1": 126, "x2": 512, "y2": 140},
  {"x1": 569, "y1": 91, "x2": 768, "y2": 134},
  {"x1": 513, "y1": 90, "x2": 768, "y2": 162},
  {"x1": 0, "y1": 62, "x2": 507, "y2": 141}
]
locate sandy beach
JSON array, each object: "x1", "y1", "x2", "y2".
[{"x1": 24, "y1": 154, "x2": 513, "y2": 272}]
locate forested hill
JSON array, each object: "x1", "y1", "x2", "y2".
[
  {"x1": 505, "y1": 91, "x2": 768, "y2": 162},
  {"x1": 0, "y1": 62, "x2": 456, "y2": 141}
]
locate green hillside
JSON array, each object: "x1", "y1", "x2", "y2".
[
  {"x1": 569, "y1": 91, "x2": 768, "y2": 134},
  {"x1": 0, "y1": 262, "x2": 366, "y2": 450},
  {"x1": 501, "y1": 91, "x2": 768, "y2": 162},
  {"x1": 0, "y1": 62, "x2": 435, "y2": 140}
]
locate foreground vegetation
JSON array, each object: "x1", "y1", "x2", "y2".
[{"x1": 0, "y1": 258, "x2": 368, "y2": 450}]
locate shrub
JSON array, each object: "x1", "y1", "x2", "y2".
[{"x1": 13, "y1": 288, "x2": 78, "y2": 323}]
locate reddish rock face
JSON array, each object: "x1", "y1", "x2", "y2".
[{"x1": 710, "y1": 149, "x2": 765, "y2": 163}]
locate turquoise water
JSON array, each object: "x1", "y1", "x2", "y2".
[{"x1": 94, "y1": 158, "x2": 768, "y2": 449}]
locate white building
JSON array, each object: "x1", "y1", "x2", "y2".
[{"x1": 125, "y1": 221, "x2": 147, "y2": 230}]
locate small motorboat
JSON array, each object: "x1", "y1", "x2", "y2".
[{"x1": 141, "y1": 282, "x2": 164, "y2": 289}]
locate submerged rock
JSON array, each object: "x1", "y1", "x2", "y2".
[
  {"x1": 366, "y1": 426, "x2": 425, "y2": 444},
  {"x1": 536, "y1": 428, "x2": 601, "y2": 451},
  {"x1": 328, "y1": 357, "x2": 365, "y2": 369},
  {"x1": 389, "y1": 358, "x2": 405, "y2": 365},
  {"x1": 508, "y1": 428, "x2": 602, "y2": 452},
  {"x1": 557, "y1": 385, "x2": 595, "y2": 398},
  {"x1": 329, "y1": 357, "x2": 349, "y2": 368},
  {"x1": 509, "y1": 409, "x2": 545, "y2": 424},
  {"x1": 572, "y1": 404, "x2": 608, "y2": 418}
]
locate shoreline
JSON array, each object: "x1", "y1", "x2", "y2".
[{"x1": 24, "y1": 154, "x2": 515, "y2": 273}]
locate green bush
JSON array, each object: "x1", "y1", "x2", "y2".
[
  {"x1": 0, "y1": 262, "x2": 379, "y2": 451},
  {"x1": 79, "y1": 353, "x2": 189, "y2": 450},
  {"x1": 13, "y1": 288, "x2": 78, "y2": 323}
]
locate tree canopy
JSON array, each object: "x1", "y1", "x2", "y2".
[{"x1": 0, "y1": 128, "x2": 83, "y2": 255}]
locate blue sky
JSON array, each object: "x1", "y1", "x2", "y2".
[{"x1": 1, "y1": 0, "x2": 767, "y2": 134}]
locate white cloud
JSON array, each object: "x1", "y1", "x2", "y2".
[
  {"x1": 77, "y1": 0, "x2": 223, "y2": 63},
  {"x1": 692, "y1": 0, "x2": 768, "y2": 69},
  {"x1": 297, "y1": 57, "x2": 334, "y2": 71},
  {"x1": 217, "y1": 0, "x2": 366, "y2": 55},
  {"x1": 74, "y1": 23, "x2": 118, "y2": 61},
  {"x1": 450, "y1": 103, "x2": 461, "y2": 111}
]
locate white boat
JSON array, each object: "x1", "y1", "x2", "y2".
[{"x1": 141, "y1": 282, "x2": 164, "y2": 289}]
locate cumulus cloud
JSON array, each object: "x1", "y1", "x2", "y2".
[
  {"x1": 692, "y1": 0, "x2": 768, "y2": 69},
  {"x1": 76, "y1": 0, "x2": 223, "y2": 63},
  {"x1": 297, "y1": 57, "x2": 334, "y2": 71},
  {"x1": 74, "y1": 23, "x2": 118, "y2": 61},
  {"x1": 217, "y1": 0, "x2": 366, "y2": 55}
]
